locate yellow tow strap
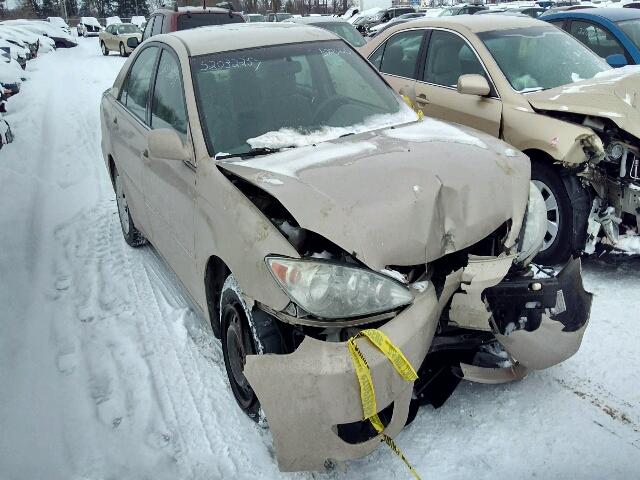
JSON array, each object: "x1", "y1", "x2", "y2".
[{"x1": 347, "y1": 329, "x2": 422, "y2": 480}]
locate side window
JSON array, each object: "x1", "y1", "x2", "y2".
[
  {"x1": 142, "y1": 16, "x2": 155, "y2": 41},
  {"x1": 120, "y1": 47, "x2": 159, "y2": 123},
  {"x1": 569, "y1": 21, "x2": 626, "y2": 58},
  {"x1": 368, "y1": 44, "x2": 385, "y2": 70},
  {"x1": 423, "y1": 30, "x2": 486, "y2": 87},
  {"x1": 152, "y1": 15, "x2": 164, "y2": 36},
  {"x1": 548, "y1": 20, "x2": 566, "y2": 30},
  {"x1": 106, "y1": 25, "x2": 114, "y2": 34},
  {"x1": 379, "y1": 30, "x2": 424, "y2": 79},
  {"x1": 151, "y1": 50, "x2": 188, "y2": 134}
]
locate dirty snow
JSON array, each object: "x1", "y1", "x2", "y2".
[
  {"x1": 247, "y1": 107, "x2": 417, "y2": 150},
  {"x1": 382, "y1": 117, "x2": 488, "y2": 149},
  {"x1": 1, "y1": 39, "x2": 640, "y2": 480}
]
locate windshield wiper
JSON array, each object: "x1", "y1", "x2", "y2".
[{"x1": 216, "y1": 146, "x2": 294, "y2": 160}]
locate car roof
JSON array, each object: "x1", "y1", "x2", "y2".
[
  {"x1": 391, "y1": 13, "x2": 541, "y2": 33},
  {"x1": 542, "y1": 7, "x2": 640, "y2": 21},
  {"x1": 154, "y1": 6, "x2": 236, "y2": 15},
  {"x1": 168, "y1": 23, "x2": 337, "y2": 56},
  {"x1": 288, "y1": 16, "x2": 349, "y2": 24}
]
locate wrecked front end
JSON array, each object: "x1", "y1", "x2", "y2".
[{"x1": 216, "y1": 126, "x2": 592, "y2": 472}]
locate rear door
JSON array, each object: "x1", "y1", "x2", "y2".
[
  {"x1": 111, "y1": 45, "x2": 161, "y2": 237},
  {"x1": 415, "y1": 29, "x2": 502, "y2": 136},
  {"x1": 142, "y1": 47, "x2": 197, "y2": 292},
  {"x1": 368, "y1": 28, "x2": 426, "y2": 99}
]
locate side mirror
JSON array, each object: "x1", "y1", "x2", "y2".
[
  {"x1": 127, "y1": 36, "x2": 139, "y2": 49},
  {"x1": 606, "y1": 53, "x2": 627, "y2": 68},
  {"x1": 147, "y1": 129, "x2": 190, "y2": 162},
  {"x1": 457, "y1": 74, "x2": 491, "y2": 96}
]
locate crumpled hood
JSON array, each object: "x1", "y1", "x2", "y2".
[
  {"x1": 525, "y1": 67, "x2": 640, "y2": 139},
  {"x1": 218, "y1": 119, "x2": 530, "y2": 269}
]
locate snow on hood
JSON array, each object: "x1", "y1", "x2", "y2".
[
  {"x1": 247, "y1": 108, "x2": 418, "y2": 150},
  {"x1": 382, "y1": 117, "x2": 488, "y2": 149},
  {"x1": 525, "y1": 67, "x2": 640, "y2": 139},
  {"x1": 219, "y1": 120, "x2": 530, "y2": 269}
]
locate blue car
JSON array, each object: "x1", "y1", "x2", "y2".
[{"x1": 542, "y1": 8, "x2": 640, "y2": 67}]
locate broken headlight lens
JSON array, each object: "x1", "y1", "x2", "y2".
[
  {"x1": 266, "y1": 257, "x2": 414, "y2": 319},
  {"x1": 516, "y1": 182, "x2": 547, "y2": 265}
]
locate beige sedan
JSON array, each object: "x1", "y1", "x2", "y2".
[
  {"x1": 101, "y1": 23, "x2": 591, "y2": 472},
  {"x1": 99, "y1": 22, "x2": 141, "y2": 56},
  {"x1": 360, "y1": 15, "x2": 640, "y2": 264}
]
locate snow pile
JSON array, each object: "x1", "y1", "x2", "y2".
[
  {"x1": 247, "y1": 107, "x2": 417, "y2": 150},
  {"x1": 382, "y1": 117, "x2": 488, "y2": 149}
]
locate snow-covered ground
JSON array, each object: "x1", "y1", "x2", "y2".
[{"x1": 1, "y1": 39, "x2": 639, "y2": 480}]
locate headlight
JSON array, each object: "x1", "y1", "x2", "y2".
[
  {"x1": 516, "y1": 182, "x2": 547, "y2": 265},
  {"x1": 266, "y1": 257, "x2": 414, "y2": 319}
]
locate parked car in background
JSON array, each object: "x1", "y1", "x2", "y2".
[
  {"x1": 542, "y1": 8, "x2": 640, "y2": 66},
  {"x1": 624, "y1": 1, "x2": 640, "y2": 7},
  {"x1": 46, "y1": 16, "x2": 72, "y2": 35},
  {"x1": 361, "y1": 15, "x2": 640, "y2": 262},
  {"x1": 141, "y1": 6, "x2": 244, "y2": 41},
  {"x1": 244, "y1": 13, "x2": 266, "y2": 22},
  {"x1": 368, "y1": 11, "x2": 427, "y2": 36},
  {"x1": 285, "y1": 16, "x2": 366, "y2": 46},
  {"x1": 356, "y1": 6, "x2": 416, "y2": 34},
  {"x1": 77, "y1": 17, "x2": 102, "y2": 37},
  {"x1": 7, "y1": 20, "x2": 77, "y2": 48},
  {"x1": 101, "y1": 21, "x2": 591, "y2": 473},
  {"x1": 0, "y1": 37, "x2": 27, "y2": 68},
  {"x1": 439, "y1": 3, "x2": 488, "y2": 16},
  {"x1": 100, "y1": 23, "x2": 142, "y2": 56},
  {"x1": 130, "y1": 15, "x2": 146, "y2": 29},
  {"x1": 0, "y1": 111, "x2": 13, "y2": 148},
  {"x1": 0, "y1": 24, "x2": 40, "y2": 58},
  {"x1": 266, "y1": 12, "x2": 293, "y2": 22},
  {"x1": 106, "y1": 16, "x2": 123, "y2": 27}
]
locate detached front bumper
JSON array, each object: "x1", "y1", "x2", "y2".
[{"x1": 244, "y1": 283, "x2": 442, "y2": 472}]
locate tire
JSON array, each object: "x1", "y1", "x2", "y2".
[
  {"x1": 531, "y1": 160, "x2": 573, "y2": 265},
  {"x1": 119, "y1": 42, "x2": 127, "y2": 57},
  {"x1": 101, "y1": 41, "x2": 108, "y2": 56},
  {"x1": 220, "y1": 275, "x2": 284, "y2": 421},
  {"x1": 113, "y1": 167, "x2": 147, "y2": 247}
]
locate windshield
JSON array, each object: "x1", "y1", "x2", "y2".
[
  {"x1": 618, "y1": 19, "x2": 640, "y2": 50},
  {"x1": 315, "y1": 22, "x2": 366, "y2": 47},
  {"x1": 177, "y1": 13, "x2": 243, "y2": 30},
  {"x1": 479, "y1": 26, "x2": 610, "y2": 92},
  {"x1": 191, "y1": 40, "x2": 415, "y2": 155},
  {"x1": 117, "y1": 24, "x2": 139, "y2": 34},
  {"x1": 439, "y1": 8, "x2": 458, "y2": 16},
  {"x1": 247, "y1": 14, "x2": 265, "y2": 22},
  {"x1": 276, "y1": 13, "x2": 293, "y2": 21}
]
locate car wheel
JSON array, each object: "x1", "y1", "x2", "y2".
[
  {"x1": 220, "y1": 275, "x2": 284, "y2": 421},
  {"x1": 101, "y1": 41, "x2": 108, "y2": 56},
  {"x1": 113, "y1": 167, "x2": 147, "y2": 247},
  {"x1": 119, "y1": 42, "x2": 127, "y2": 57},
  {"x1": 531, "y1": 161, "x2": 573, "y2": 265}
]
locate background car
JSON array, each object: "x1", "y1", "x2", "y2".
[
  {"x1": 130, "y1": 15, "x2": 147, "y2": 29},
  {"x1": 46, "y1": 16, "x2": 72, "y2": 35},
  {"x1": 285, "y1": 16, "x2": 366, "y2": 46},
  {"x1": 542, "y1": 8, "x2": 640, "y2": 66},
  {"x1": 360, "y1": 15, "x2": 640, "y2": 263},
  {"x1": 106, "y1": 16, "x2": 123, "y2": 27},
  {"x1": 77, "y1": 17, "x2": 102, "y2": 37},
  {"x1": 356, "y1": 6, "x2": 417, "y2": 34},
  {"x1": 439, "y1": 3, "x2": 488, "y2": 16},
  {"x1": 141, "y1": 6, "x2": 244, "y2": 41},
  {"x1": 244, "y1": 13, "x2": 265, "y2": 22},
  {"x1": 100, "y1": 23, "x2": 142, "y2": 57},
  {"x1": 266, "y1": 12, "x2": 293, "y2": 22},
  {"x1": 6, "y1": 20, "x2": 77, "y2": 48},
  {"x1": 368, "y1": 12, "x2": 428, "y2": 36}
]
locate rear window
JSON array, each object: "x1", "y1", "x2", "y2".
[{"x1": 177, "y1": 12, "x2": 244, "y2": 30}]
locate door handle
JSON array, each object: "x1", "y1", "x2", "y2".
[
  {"x1": 142, "y1": 149, "x2": 149, "y2": 158},
  {"x1": 113, "y1": 117, "x2": 118, "y2": 125},
  {"x1": 415, "y1": 94, "x2": 429, "y2": 105}
]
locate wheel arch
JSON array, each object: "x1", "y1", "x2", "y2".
[{"x1": 204, "y1": 255, "x2": 231, "y2": 338}]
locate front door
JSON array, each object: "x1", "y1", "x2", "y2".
[
  {"x1": 111, "y1": 45, "x2": 161, "y2": 237},
  {"x1": 141, "y1": 47, "x2": 197, "y2": 293},
  {"x1": 416, "y1": 29, "x2": 502, "y2": 137}
]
